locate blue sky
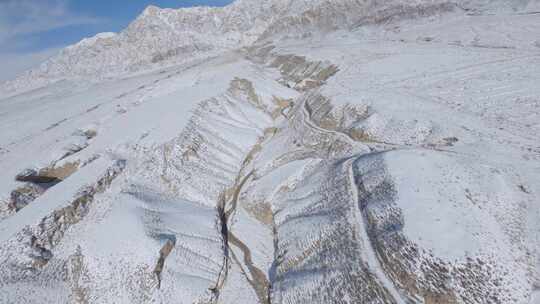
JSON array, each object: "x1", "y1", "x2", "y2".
[{"x1": 0, "y1": 0, "x2": 233, "y2": 81}]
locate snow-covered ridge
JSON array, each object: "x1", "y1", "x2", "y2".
[
  {"x1": 66, "y1": 32, "x2": 117, "y2": 50},
  {"x1": 0, "y1": 0, "x2": 507, "y2": 97},
  {"x1": 0, "y1": 0, "x2": 452, "y2": 95}
]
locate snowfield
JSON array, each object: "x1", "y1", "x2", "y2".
[{"x1": 0, "y1": 0, "x2": 539, "y2": 303}]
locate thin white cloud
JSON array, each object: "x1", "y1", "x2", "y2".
[
  {"x1": 0, "y1": 47, "x2": 62, "y2": 82},
  {"x1": 0, "y1": 0, "x2": 102, "y2": 82},
  {"x1": 0, "y1": 0, "x2": 100, "y2": 44}
]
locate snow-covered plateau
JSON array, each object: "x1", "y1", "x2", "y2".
[{"x1": 0, "y1": 0, "x2": 539, "y2": 303}]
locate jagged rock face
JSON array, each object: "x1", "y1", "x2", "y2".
[{"x1": 9, "y1": 183, "x2": 46, "y2": 212}]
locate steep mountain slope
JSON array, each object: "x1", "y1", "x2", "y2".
[{"x1": 0, "y1": 0, "x2": 539, "y2": 303}]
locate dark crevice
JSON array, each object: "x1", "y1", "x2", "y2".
[
  {"x1": 45, "y1": 118, "x2": 68, "y2": 131},
  {"x1": 28, "y1": 235, "x2": 53, "y2": 269},
  {"x1": 210, "y1": 195, "x2": 230, "y2": 299},
  {"x1": 154, "y1": 238, "x2": 176, "y2": 289},
  {"x1": 268, "y1": 222, "x2": 282, "y2": 303},
  {"x1": 212, "y1": 168, "x2": 272, "y2": 304}
]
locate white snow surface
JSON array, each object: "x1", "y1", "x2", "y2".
[{"x1": 0, "y1": 0, "x2": 538, "y2": 303}]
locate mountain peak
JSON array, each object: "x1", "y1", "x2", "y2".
[{"x1": 141, "y1": 4, "x2": 162, "y2": 16}]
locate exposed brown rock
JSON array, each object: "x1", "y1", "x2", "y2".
[
  {"x1": 153, "y1": 239, "x2": 175, "y2": 289},
  {"x1": 10, "y1": 162, "x2": 81, "y2": 212}
]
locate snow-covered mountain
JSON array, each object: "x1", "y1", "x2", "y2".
[
  {"x1": 0, "y1": 0, "x2": 539, "y2": 303},
  {"x1": 2, "y1": 0, "x2": 532, "y2": 97}
]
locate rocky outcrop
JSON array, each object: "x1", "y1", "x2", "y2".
[
  {"x1": 8, "y1": 162, "x2": 80, "y2": 212},
  {"x1": 0, "y1": 159, "x2": 126, "y2": 283},
  {"x1": 246, "y1": 44, "x2": 339, "y2": 91},
  {"x1": 9, "y1": 183, "x2": 47, "y2": 212}
]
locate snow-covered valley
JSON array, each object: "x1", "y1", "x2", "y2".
[{"x1": 0, "y1": 0, "x2": 539, "y2": 303}]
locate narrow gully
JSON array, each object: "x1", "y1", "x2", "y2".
[
  {"x1": 228, "y1": 231, "x2": 271, "y2": 304},
  {"x1": 212, "y1": 148, "x2": 272, "y2": 303},
  {"x1": 223, "y1": 169, "x2": 271, "y2": 304}
]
